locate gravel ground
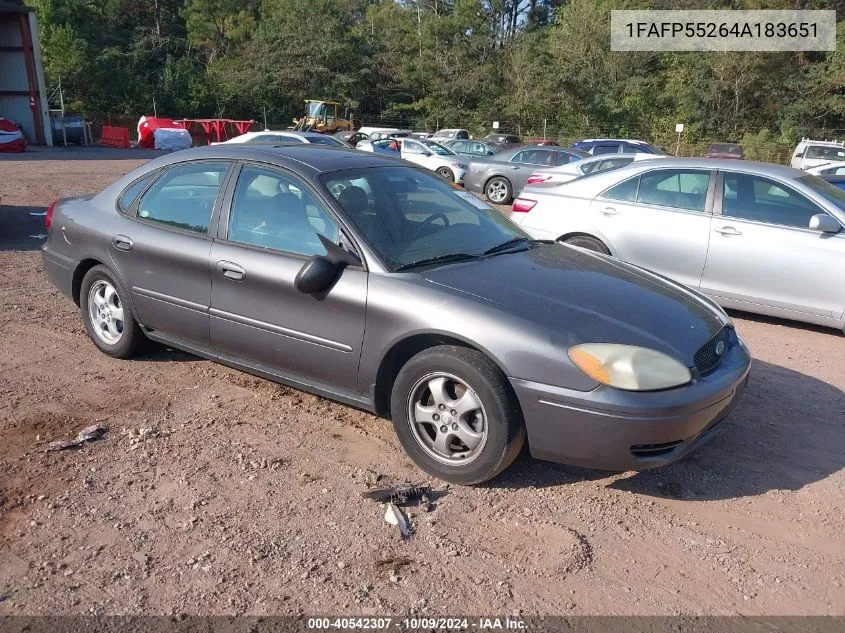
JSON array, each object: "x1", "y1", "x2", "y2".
[{"x1": 0, "y1": 148, "x2": 843, "y2": 617}]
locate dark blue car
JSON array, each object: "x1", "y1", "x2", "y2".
[{"x1": 573, "y1": 138, "x2": 665, "y2": 156}]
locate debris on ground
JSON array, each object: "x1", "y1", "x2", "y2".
[
  {"x1": 361, "y1": 482, "x2": 433, "y2": 507},
  {"x1": 45, "y1": 424, "x2": 109, "y2": 452},
  {"x1": 384, "y1": 502, "x2": 411, "y2": 540}
]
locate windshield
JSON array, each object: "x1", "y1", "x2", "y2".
[
  {"x1": 422, "y1": 140, "x2": 456, "y2": 156},
  {"x1": 805, "y1": 145, "x2": 845, "y2": 160},
  {"x1": 307, "y1": 135, "x2": 345, "y2": 146},
  {"x1": 798, "y1": 175, "x2": 845, "y2": 212},
  {"x1": 307, "y1": 102, "x2": 328, "y2": 117},
  {"x1": 709, "y1": 144, "x2": 742, "y2": 155},
  {"x1": 321, "y1": 166, "x2": 530, "y2": 271}
]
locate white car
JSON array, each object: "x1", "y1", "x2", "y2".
[
  {"x1": 431, "y1": 128, "x2": 469, "y2": 141},
  {"x1": 805, "y1": 162, "x2": 845, "y2": 176},
  {"x1": 524, "y1": 152, "x2": 661, "y2": 186},
  {"x1": 215, "y1": 130, "x2": 346, "y2": 146},
  {"x1": 790, "y1": 138, "x2": 845, "y2": 170},
  {"x1": 356, "y1": 137, "x2": 469, "y2": 183}
]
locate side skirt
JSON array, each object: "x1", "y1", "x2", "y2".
[{"x1": 143, "y1": 329, "x2": 375, "y2": 414}]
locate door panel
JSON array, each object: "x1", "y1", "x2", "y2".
[
  {"x1": 700, "y1": 171, "x2": 845, "y2": 317},
  {"x1": 109, "y1": 160, "x2": 231, "y2": 347},
  {"x1": 209, "y1": 163, "x2": 367, "y2": 392},
  {"x1": 593, "y1": 169, "x2": 714, "y2": 289}
]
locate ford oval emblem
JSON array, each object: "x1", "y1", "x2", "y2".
[{"x1": 715, "y1": 340, "x2": 725, "y2": 356}]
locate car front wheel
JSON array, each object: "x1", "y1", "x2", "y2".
[
  {"x1": 485, "y1": 177, "x2": 512, "y2": 205},
  {"x1": 390, "y1": 345, "x2": 525, "y2": 484},
  {"x1": 80, "y1": 265, "x2": 146, "y2": 358},
  {"x1": 436, "y1": 167, "x2": 455, "y2": 182}
]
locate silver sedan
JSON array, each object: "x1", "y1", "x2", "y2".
[{"x1": 511, "y1": 158, "x2": 845, "y2": 332}]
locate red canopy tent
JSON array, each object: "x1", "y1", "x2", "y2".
[{"x1": 177, "y1": 119, "x2": 254, "y2": 144}]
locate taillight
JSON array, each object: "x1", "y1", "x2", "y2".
[
  {"x1": 512, "y1": 198, "x2": 537, "y2": 213},
  {"x1": 526, "y1": 174, "x2": 551, "y2": 185},
  {"x1": 45, "y1": 200, "x2": 57, "y2": 230}
]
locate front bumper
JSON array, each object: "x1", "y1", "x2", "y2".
[{"x1": 510, "y1": 339, "x2": 751, "y2": 471}]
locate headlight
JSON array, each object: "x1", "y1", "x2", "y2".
[{"x1": 568, "y1": 343, "x2": 692, "y2": 391}]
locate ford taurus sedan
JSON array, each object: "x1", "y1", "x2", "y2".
[
  {"x1": 512, "y1": 158, "x2": 845, "y2": 332},
  {"x1": 42, "y1": 146, "x2": 750, "y2": 484}
]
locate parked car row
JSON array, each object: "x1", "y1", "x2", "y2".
[{"x1": 511, "y1": 157, "x2": 845, "y2": 332}]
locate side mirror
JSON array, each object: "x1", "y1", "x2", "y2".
[
  {"x1": 809, "y1": 213, "x2": 841, "y2": 233},
  {"x1": 294, "y1": 256, "x2": 340, "y2": 294}
]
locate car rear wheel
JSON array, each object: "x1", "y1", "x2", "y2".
[
  {"x1": 562, "y1": 235, "x2": 611, "y2": 255},
  {"x1": 390, "y1": 345, "x2": 525, "y2": 485},
  {"x1": 485, "y1": 177, "x2": 512, "y2": 205},
  {"x1": 80, "y1": 265, "x2": 146, "y2": 358},
  {"x1": 436, "y1": 167, "x2": 455, "y2": 182}
]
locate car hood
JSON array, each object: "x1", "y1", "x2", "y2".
[{"x1": 419, "y1": 244, "x2": 727, "y2": 363}]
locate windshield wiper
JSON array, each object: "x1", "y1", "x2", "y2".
[
  {"x1": 482, "y1": 237, "x2": 534, "y2": 255},
  {"x1": 395, "y1": 252, "x2": 481, "y2": 271}
]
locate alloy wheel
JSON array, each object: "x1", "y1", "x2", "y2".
[
  {"x1": 407, "y1": 372, "x2": 488, "y2": 465},
  {"x1": 87, "y1": 280, "x2": 125, "y2": 345}
]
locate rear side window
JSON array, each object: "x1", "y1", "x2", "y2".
[
  {"x1": 637, "y1": 169, "x2": 710, "y2": 212},
  {"x1": 593, "y1": 144, "x2": 620, "y2": 155},
  {"x1": 512, "y1": 149, "x2": 554, "y2": 166},
  {"x1": 554, "y1": 151, "x2": 580, "y2": 166},
  {"x1": 137, "y1": 161, "x2": 230, "y2": 233},
  {"x1": 118, "y1": 172, "x2": 155, "y2": 212},
  {"x1": 602, "y1": 176, "x2": 639, "y2": 202}
]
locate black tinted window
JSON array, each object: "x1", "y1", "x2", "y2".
[
  {"x1": 593, "y1": 144, "x2": 620, "y2": 155},
  {"x1": 137, "y1": 162, "x2": 229, "y2": 233},
  {"x1": 512, "y1": 149, "x2": 554, "y2": 166},
  {"x1": 228, "y1": 165, "x2": 339, "y2": 255},
  {"x1": 118, "y1": 172, "x2": 155, "y2": 212},
  {"x1": 554, "y1": 151, "x2": 580, "y2": 166},
  {"x1": 638, "y1": 169, "x2": 710, "y2": 211},
  {"x1": 723, "y1": 173, "x2": 824, "y2": 228}
]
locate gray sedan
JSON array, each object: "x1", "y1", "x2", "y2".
[
  {"x1": 464, "y1": 146, "x2": 588, "y2": 205},
  {"x1": 513, "y1": 158, "x2": 845, "y2": 332},
  {"x1": 42, "y1": 146, "x2": 750, "y2": 484}
]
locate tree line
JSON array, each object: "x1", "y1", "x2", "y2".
[{"x1": 31, "y1": 0, "x2": 845, "y2": 152}]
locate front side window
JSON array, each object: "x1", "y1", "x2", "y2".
[
  {"x1": 228, "y1": 164, "x2": 339, "y2": 256},
  {"x1": 637, "y1": 169, "x2": 710, "y2": 212},
  {"x1": 422, "y1": 140, "x2": 456, "y2": 156},
  {"x1": 403, "y1": 140, "x2": 428, "y2": 154},
  {"x1": 723, "y1": 173, "x2": 826, "y2": 228},
  {"x1": 248, "y1": 134, "x2": 283, "y2": 143},
  {"x1": 136, "y1": 161, "x2": 230, "y2": 233},
  {"x1": 451, "y1": 141, "x2": 467, "y2": 153},
  {"x1": 322, "y1": 166, "x2": 529, "y2": 270}
]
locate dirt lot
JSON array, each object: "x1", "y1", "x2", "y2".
[{"x1": 0, "y1": 148, "x2": 843, "y2": 617}]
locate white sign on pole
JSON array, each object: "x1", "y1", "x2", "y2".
[
  {"x1": 675, "y1": 123, "x2": 685, "y2": 133},
  {"x1": 492, "y1": 121, "x2": 500, "y2": 129}
]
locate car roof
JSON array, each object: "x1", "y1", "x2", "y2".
[
  {"x1": 577, "y1": 138, "x2": 650, "y2": 145},
  {"x1": 139, "y1": 144, "x2": 408, "y2": 176}
]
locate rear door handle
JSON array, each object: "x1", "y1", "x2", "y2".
[
  {"x1": 216, "y1": 260, "x2": 245, "y2": 281},
  {"x1": 714, "y1": 226, "x2": 742, "y2": 236},
  {"x1": 601, "y1": 207, "x2": 619, "y2": 216},
  {"x1": 112, "y1": 235, "x2": 133, "y2": 251}
]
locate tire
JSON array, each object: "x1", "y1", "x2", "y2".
[
  {"x1": 436, "y1": 167, "x2": 455, "y2": 182},
  {"x1": 390, "y1": 345, "x2": 526, "y2": 485},
  {"x1": 80, "y1": 265, "x2": 146, "y2": 359},
  {"x1": 484, "y1": 176, "x2": 513, "y2": 205},
  {"x1": 562, "y1": 235, "x2": 611, "y2": 255}
]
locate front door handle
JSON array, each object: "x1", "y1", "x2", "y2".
[
  {"x1": 216, "y1": 260, "x2": 245, "y2": 281},
  {"x1": 112, "y1": 235, "x2": 133, "y2": 251},
  {"x1": 601, "y1": 207, "x2": 619, "y2": 216},
  {"x1": 714, "y1": 226, "x2": 742, "y2": 236}
]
